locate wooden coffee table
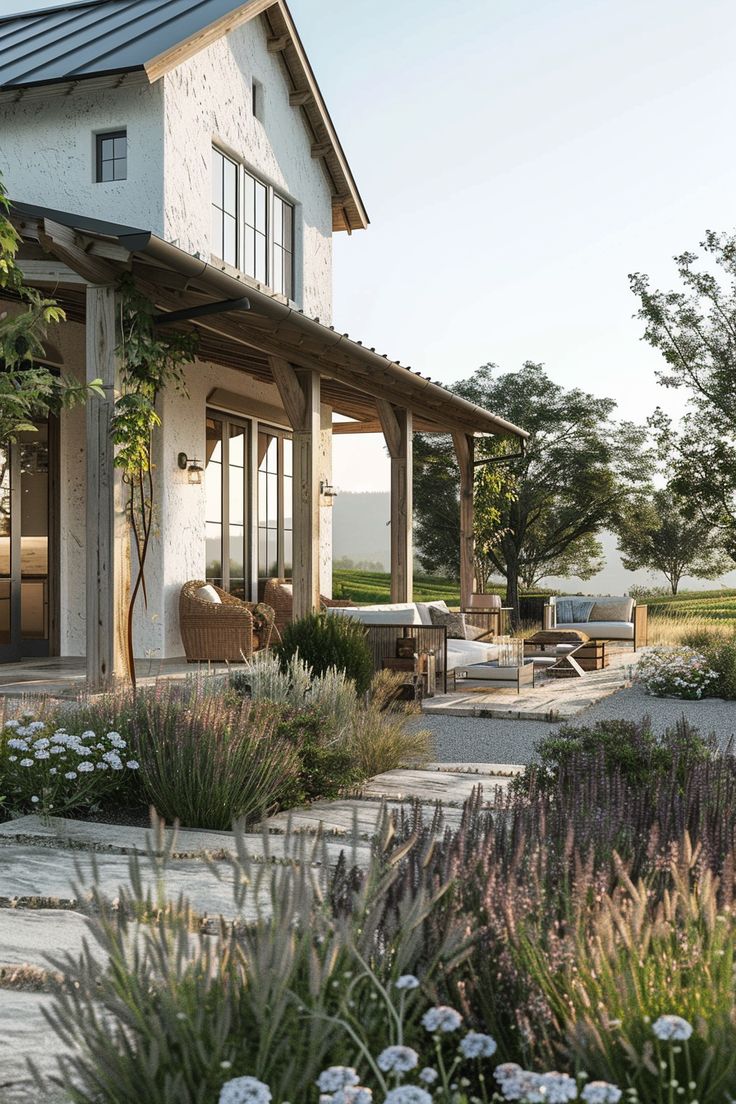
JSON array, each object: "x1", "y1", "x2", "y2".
[
  {"x1": 524, "y1": 632, "x2": 608, "y2": 671},
  {"x1": 452, "y1": 659, "x2": 536, "y2": 691}
]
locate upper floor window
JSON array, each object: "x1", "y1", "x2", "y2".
[
  {"x1": 211, "y1": 147, "x2": 238, "y2": 268},
  {"x1": 96, "y1": 129, "x2": 127, "y2": 182},
  {"x1": 211, "y1": 145, "x2": 295, "y2": 300}
]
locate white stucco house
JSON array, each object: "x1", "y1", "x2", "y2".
[{"x1": 0, "y1": 0, "x2": 526, "y2": 685}]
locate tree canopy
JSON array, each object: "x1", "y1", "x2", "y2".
[
  {"x1": 615, "y1": 487, "x2": 731, "y2": 595},
  {"x1": 414, "y1": 363, "x2": 648, "y2": 620},
  {"x1": 630, "y1": 231, "x2": 736, "y2": 562}
]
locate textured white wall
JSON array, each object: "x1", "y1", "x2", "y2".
[
  {"x1": 162, "y1": 16, "x2": 334, "y2": 320},
  {"x1": 0, "y1": 81, "x2": 165, "y2": 234}
]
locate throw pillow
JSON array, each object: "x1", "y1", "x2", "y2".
[
  {"x1": 465, "y1": 623, "x2": 489, "y2": 641},
  {"x1": 556, "y1": 597, "x2": 595, "y2": 624},
  {"x1": 589, "y1": 597, "x2": 634, "y2": 622},
  {"x1": 428, "y1": 605, "x2": 467, "y2": 639},
  {"x1": 196, "y1": 584, "x2": 222, "y2": 604}
]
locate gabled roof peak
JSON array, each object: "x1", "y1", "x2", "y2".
[{"x1": 0, "y1": 0, "x2": 368, "y2": 232}]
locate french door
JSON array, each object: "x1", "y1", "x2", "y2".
[{"x1": 0, "y1": 420, "x2": 57, "y2": 662}]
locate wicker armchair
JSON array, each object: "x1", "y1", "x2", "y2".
[
  {"x1": 179, "y1": 580, "x2": 276, "y2": 662},
  {"x1": 263, "y1": 577, "x2": 355, "y2": 635}
]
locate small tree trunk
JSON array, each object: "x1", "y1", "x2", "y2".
[{"x1": 505, "y1": 560, "x2": 521, "y2": 631}]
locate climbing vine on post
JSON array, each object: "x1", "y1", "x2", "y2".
[{"x1": 111, "y1": 275, "x2": 197, "y2": 687}]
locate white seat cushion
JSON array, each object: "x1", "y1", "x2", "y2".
[
  {"x1": 559, "y1": 620, "x2": 634, "y2": 640},
  {"x1": 446, "y1": 638, "x2": 499, "y2": 671},
  {"x1": 326, "y1": 603, "x2": 422, "y2": 626},
  {"x1": 196, "y1": 584, "x2": 221, "y2": 604}
]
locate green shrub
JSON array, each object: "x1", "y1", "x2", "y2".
[
  {"x1": 683, "y1": 629, "x2": 736, "y2": 700},
  {"x1": 531, "y1": 717, "x2": 713, "y2": 792},
  {"x1": 270, "y1": 704, "x2": 363, "y2": 805},
  {"x1": 122, "y1": 685, "x2": 300, "y2": 829},
  {"x1": 275, "y1": 612, "x2": 373, "y2": 695}
]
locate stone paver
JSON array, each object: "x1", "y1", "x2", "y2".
[
  {"x1": 261, "y1": 798, "x2": 469, "y2": 836},
  {"x1": 424, "y1": 651, "x2": 635, "y2": 720},
  {"x1": 0, "y1": 846, "x2": 258, "y2": 921},
  {"x1": 361, "y1": 767, "x2": 514, "y2": 804},
  {"x1": 0, "y1": 909, "x2": 100, "y2": 972},
  {"x1": 0, "y1": 815, "x2": 371, "y2": 868},
  {"x1": 0, "y1": 991, "x2": 71, "y2": 1103}
]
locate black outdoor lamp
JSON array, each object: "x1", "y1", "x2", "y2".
[{"x1": 177, "y1": 452, "x2": 204, "y2": 485}]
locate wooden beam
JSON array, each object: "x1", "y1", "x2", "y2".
[
  {"x1": 452, "y1": 433, "x2": 475, "y2": 611},
  {"x1": 267, "y1": 33, "x2": 290, "y2": 51},
  {"x1": 331, "y1": 419, "x2": 383, "y2": 434},
  {"x1": 379, "y1": 404, "x2": 413, "y2": 603},
  {"x1": 311, "y1": 142, "x2": 332, "y2": 158},
  {"x1": 17, "y1": 259, "x2": 87, "y2": 286},
  {"x1": 144, "y1": 0, "x2": 276, "y2": 82},
  {"x1": 289, "y1": 89, "x2": 312, "y2": 106},
  {"x1": 268, "y1": 354, "x2": 307, "y2": 429},
  {"x1": 39, "y1": 220, "x2": 119, "y2": 285},
  {"x1": 85, "y1": 285, "x2": 130, "y2": 689},
  {"x1": 293, "y1": 370, "x2": 321, "y2": 619}
]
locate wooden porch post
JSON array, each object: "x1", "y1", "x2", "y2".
[
  {"x1": 452, "y1": 432, "x2": 475, "y2": 610},
  {"x1": 86, "y1": 284, "x2": 129, "y2": 688},
  {"x1": 378, "y1": 401, "x2": 413, "y2": 603},
  {"x1": 270, "y1": 357, "x2": 321, "y2": 620}
]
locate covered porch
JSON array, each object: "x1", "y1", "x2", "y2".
[{"x1": 4, "y1": 202, "x2": 528, "y2": 689}]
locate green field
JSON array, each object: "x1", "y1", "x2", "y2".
[
  {"x1": 644, "y1": 588, "x2": 736, "y2": 623},
  {"x1": 332, "y1": 570, "x2": 464, "y2": 605}
]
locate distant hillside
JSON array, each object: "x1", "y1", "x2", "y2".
[{"x1": 332, "y1": 492, "x2": 390, "y2": 571}]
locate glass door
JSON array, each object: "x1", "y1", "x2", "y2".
[{"x1": 0, "y1": 421, "x2": 53, "y2": 662}]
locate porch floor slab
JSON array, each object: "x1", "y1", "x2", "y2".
[
  {"x1": 424, "y1": 648, "x2": 637, "y2": 721},
  {"x1": 0, "y1": 656, "x2": 229, "y2": 697}
]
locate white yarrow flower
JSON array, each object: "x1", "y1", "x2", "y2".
[
  {"x1": 581, "y1": 1082, "x2": 622, "y2": 1104},
  {"x1": 384, "y1": 1088, "x2": 432, "y2": 1104},
  {"x1": 377, "y1": 1046, "x2": 419, "y2": 1073},
  {"x1": 31, "y1": 796, "x2": 39, "y2": 804},
  {"x1": 19, "y1": 758, "x2": 34, "y2": 768},
  {"x1": 419, "y1": 1068, "x2": 438, "y2": 1085},
  {"x1": 540, "y1": 1071, "x2": 579, "y2": 1102},
  {"x1": 77, "y1": 761, "x2": 94, "y2": 773},
  {"x1": 126, "y1": 760, "x2": 140, "y2": 770},
  {"x1": 652, "y1": 1015, "x2": 693, "y2": 1042},
  {"x1": 459, "y1": 1031, "x2": 497, "y2": 1059},
  {"x1": 421, "y1": 1005, "x2": 463, "y2": 1033},
  {"x1": 395, "y1": 974, "x2": 420, "y2": 990},
  {"x1": 64, "y1": 771, "x2": 78, "y2": 780},
  {"x1": 218, "y1": 1076, "x2": 272, "y2": 1104},
  {"x1": 316, "y1": 1067, "x2": 360, "y2": 1093}
]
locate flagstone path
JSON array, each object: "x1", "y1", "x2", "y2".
[{"x1": 0, "y1": 760, "x2": 521, "y2": 1103}]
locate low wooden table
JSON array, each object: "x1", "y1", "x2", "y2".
[
  {"x1": 524, "y1": 632, "x2": 609, "y2": 672},
  {"x1": 452, "y1": 659, "x2": 536, "y2": 692}
]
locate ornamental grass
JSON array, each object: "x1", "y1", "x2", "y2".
[{"x1": 34, "y1": 719, "x2": 736, "y2": 1104}]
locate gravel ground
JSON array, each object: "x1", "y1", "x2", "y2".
[{"x1": 416, "y1": 684, "x2": 736, "y2": 766}]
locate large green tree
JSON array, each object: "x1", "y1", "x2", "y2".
[
  {"x1": 630, "y1": 231, "x2": 736, "y2": 561},
  {"x1": 414, "y1": 363, "x2": 648, "y2": 622},
  {"x1": 0, "y1": 172, "x2": 99, "y2": 445},
  {"x1": 615, "y1": 487, "x2": 731, "y2": 594}
]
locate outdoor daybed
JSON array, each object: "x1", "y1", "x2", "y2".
[
  {"x1": 543, "y1": 595, "x2": 648, "y2": 650},
  {"x1": 327, "y1": 600, "x2": 500, "y2": 689}
]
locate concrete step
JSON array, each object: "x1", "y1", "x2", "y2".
[
  {"x1": 0, "y1": 991, "x2": 71, "y2": 1103},
  {"x1": 361, "y1": 767, "x2": 515, "y2": 804}
]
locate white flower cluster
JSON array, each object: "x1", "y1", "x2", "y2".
[
  {"x1": 651, "y1": 1014, "x2": 693, "y2": 1042},
  {"x1": 3, "y1": 716, "x2": 139, "y2": 812},
  {"x1": 495, "y1": 1064, "x2": 621, "y2": 1104},
  {"x1": 635, "y1": 646, "x2": 717, "y2": 700},
  {"x1": 218, "y1": 1076, "x2": 271, "y2": 1104},
  {"x1": 317, "y1": 1067, "x2": 372, "y2": 1104},
  {"x1": 377, "y1": 1047, "x2": 419, "y2": 1074},
  {"x1": 420, "y1": 1005, "x2": 463, "y2": 1033}
]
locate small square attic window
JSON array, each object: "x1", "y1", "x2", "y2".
[{"x1": 96, "y1": 129, "x2": 127, "y2": 182}]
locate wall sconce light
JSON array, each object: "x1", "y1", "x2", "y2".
[
  {"x1": 178, "y1": 452, "x2": 204, "y2": 485},
  {"x1": 320, "y1": 481, "x2": 337, "y2": 498}
]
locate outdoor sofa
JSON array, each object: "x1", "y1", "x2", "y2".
[
  {"x1": 543, "y1": 595, "x2": 648, "y2": 650},
  {"x1": 326, "y1": 600, "x2": 501, "y2": 690}
]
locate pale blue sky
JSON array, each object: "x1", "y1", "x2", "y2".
[{"x1": 5, "y1": 0, "x2": 736, "y2": 588}]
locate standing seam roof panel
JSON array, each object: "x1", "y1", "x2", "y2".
[{"x1": 0, "y1": 0, "x2": 256, "y2": 89}]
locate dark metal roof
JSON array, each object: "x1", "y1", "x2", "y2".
[{"x1": 0, "y1": 0, "x2": 252, "y2": 89}]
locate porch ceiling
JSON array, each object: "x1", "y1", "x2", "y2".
[{"x1": 8, "y1": 202, "x2": 529, "y2": 440}]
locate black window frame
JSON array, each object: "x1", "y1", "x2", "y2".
[{"x1": 95, "y1": 129, "x2": 127, "y2": 183}]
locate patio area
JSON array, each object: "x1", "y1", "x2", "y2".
[{"x1": 0, "y1": 656, "x2": 229, "y2": 698}]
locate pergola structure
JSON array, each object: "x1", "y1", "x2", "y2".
[{"x1": 6, "y1": 202, "x2": 528, "y2": 686}]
